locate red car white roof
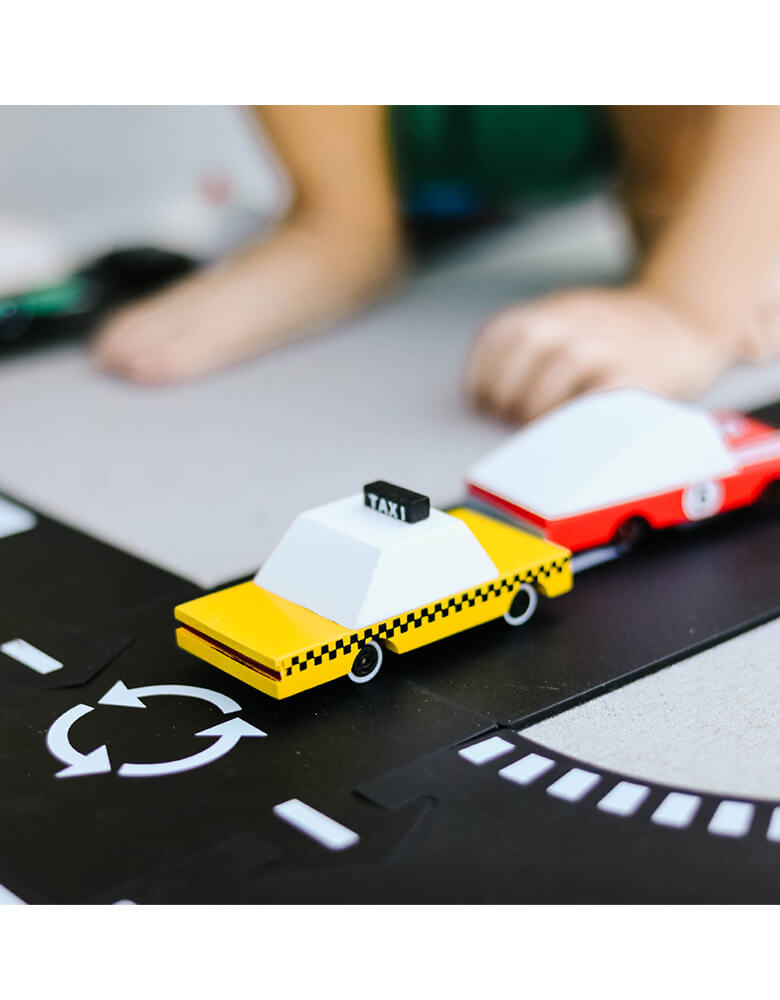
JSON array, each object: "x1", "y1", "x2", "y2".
[{"x1": 467, "y1": 389, "x2": 737, "y2": 519}]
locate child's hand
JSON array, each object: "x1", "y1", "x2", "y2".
[
  {"x1": 93, "y1": 218, "x2": 402, "y2": 384},
  {"x1": 466, "y1": 286, "x2": 734, "y2": 423},
  {"x1": 93, "y1": 260, "x2": 270, "y2": 384},
  {"x1": 94, "y1": 106, "x2": 403, "y2": 384}
]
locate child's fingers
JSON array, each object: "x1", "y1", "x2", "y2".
[
  {"x1": 465, "y1": 318, "x2": 517, "y2": 405},
  {"x1": 519, "y1": 339, "x2": 611, "y2": 420},
  {"x1": 468, "y1": 309, "x2": 569, "y2": 418},
  {"x1": 466, "y1": 308, "x2": 549, "y2": 403},
  {"x1": 93, "y1": 304, "x2": 174, "y2": 367},
  {"x1": 487, "y1": 333, "x2": 564, "y2": 421}
]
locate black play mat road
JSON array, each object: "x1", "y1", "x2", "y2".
[{"x1": 0, "y1": 402, "x2": 778, "y2": 903}]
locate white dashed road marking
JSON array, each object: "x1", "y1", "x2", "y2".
[
  {"x1": 499, "y1": 753, "x2": 556, "y2": 786},
  {"x1": 273, "y1": 799, "x2": 359, "y2": 851},
  {"x1": 1, "y1": 639, "x2": 63, "y2": 675},
  {"x1": 597, "y1": 781, "x2": 651, "y2": 817},
  {"x1": 651, "y1": 792, "x2": 702, "y2": 828},
  {"x1": 708, "y1": 800, "x2": 755, "y2": 838},
  {"x1": 0, "y1": 497, "x2": 36, "y2": 540},
  {"x1": 0, "y1": 884, "x2": 24, "y2": 904},
  {"x1": 546, "y1": 768, "x2": 601, "y2": 802},
  {"x1": 472, "y1": 741, "x2": 779, "y2": 843},
  {"x1": 459, "y1": 736, "x2": 515, "y2": 765}
]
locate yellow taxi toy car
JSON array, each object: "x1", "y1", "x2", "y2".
[{"x1": 175, "y1": 482, "x2": 573, "y2": 699}]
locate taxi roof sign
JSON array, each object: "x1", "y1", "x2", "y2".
[{"x1": 363, "y1": 481, "x2": 430, "y2": 524}]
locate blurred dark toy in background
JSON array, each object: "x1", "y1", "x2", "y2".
[{"x1": 0, "y1": 248, "x2": 195, "y2": 356}]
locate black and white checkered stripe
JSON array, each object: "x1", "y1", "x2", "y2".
[{"x1": 285, "y1": 557, "x2": 569, "y2": 677}]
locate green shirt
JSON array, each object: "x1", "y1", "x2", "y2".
[{"x1": 391, "y1": 105, "x2": 614, "y2": 215}]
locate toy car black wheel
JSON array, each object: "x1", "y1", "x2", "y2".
[
  {"x1": 348, "y1": 640, "x2": 383, "y2": 684},
  {"x1": 761, "y1": 480, "x2": 780, "y2": 507},
  {"x1": 504, "y1": 583, "x2": 539, "y2": 627},
  {"x1": 613, "y1": 516, "x2": 649, "y2": 548}
]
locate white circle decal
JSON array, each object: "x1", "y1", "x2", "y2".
[{"x1": 682, "y1": 480, "x2": 724, "y2": 521}]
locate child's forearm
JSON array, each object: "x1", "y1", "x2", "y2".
[
  {"x1": 240, "y1": 106, "x2": 404, "y2": 347},
  {"x1": 639, "y1": 107, "x2": 780, "y2": 338},
  {"x1": 93, "y1": 106, "x2": 405, "y2": 383},
  {"x1": 223, "y1": 207, "x2": 404, "y2": 351}
]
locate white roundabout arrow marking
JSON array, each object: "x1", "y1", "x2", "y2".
[
  {"x1": 98, "y1": 680, "x2": 241, "y2": 715},
  {"x1": 46, "y1": 682, "x2": 265, "y2": 779},
  {"x1": 46, "y1": 704, "x2": 112, "y2": 779},
  {"x1": 117, "y1": 717, "x2": 267, "y2": 778}
]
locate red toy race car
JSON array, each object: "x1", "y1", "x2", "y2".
[{"x1": 467, "y1": 388, "x2": 780, "y2": 552}]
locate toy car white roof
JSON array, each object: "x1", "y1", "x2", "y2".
[
  {"x1": 467, "y1": 389, "x2": 737, "y2": 519},
  {"x1": 254, "y1": 494, "x2": 498, "y2": 630}
]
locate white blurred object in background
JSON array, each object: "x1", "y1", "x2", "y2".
[
  {"x1": 0, "y1": 106, "x2": 288, "y2": 295},
  {"x1": 0, "y1": 214, "x2": 75, "y2": 295}
]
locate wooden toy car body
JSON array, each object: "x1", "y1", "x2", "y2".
[
  {"x1": 175, "y1": 487, "x2": 572, "y2": 700},
  {"x1": 467, "y1": 389, "x2": 780, "y2": 552}
]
